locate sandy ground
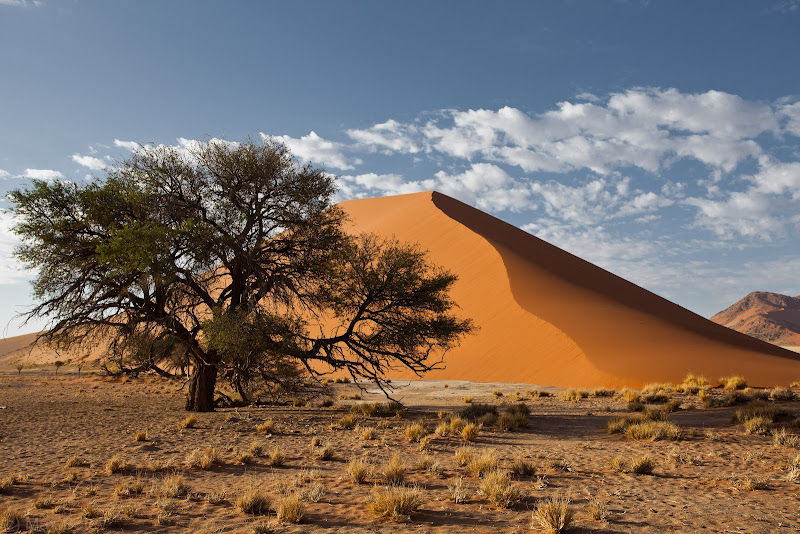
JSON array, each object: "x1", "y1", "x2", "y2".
[{"x1": 2, "y1": 370, "x2": 800, "y2": 533}]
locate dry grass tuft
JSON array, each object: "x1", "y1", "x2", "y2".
[
  {"x1": 133, "y1": 430, "x2": 148, "y2": 442},
  {"x1": 404, "y1": 422, "x2": 427, "y2": 443},
  {"x1": 269, "y1": 447, "x2": 285, "y2": 467},
  {"x1": 510, "y1": 456, "x2": 536, "y2": 477},
  {"x1": 256, "y1": 420, "x2": 275, "y2": 435},
  {"x1": 312, "y1": 443, "x2": 334, "y2": 461},
  {"x1": 186, "y1": 447, "x2": 221, "y2": 470},
  {"x1": 629, "y1": 455, "x2": 655, "y2": 475},
  {"x1": 479, "y1": 469, "x2": 521, "y2": 508},
  {"x1": 588, "y1": 497, "x2": 608, "y2": 522},
  {"x1": 625, "y1": 420, "x2": 680, "y2": 441},
  {"x1": 608, "y1": 455, "x2": 626, "y2": 473},
  {"x1": 461, "y1": 423, "x2": 481, "y2": 442},
  {"x1": 532, "y1": 494, "x2": 573, "y2": 533},
  {"x1": 467, "y1": 449, "x2": 499, "y2": 477},
  {"x1": 346, "y1": 458, "x2": 372, "y2": 484},
  {"x1": 744, "y1": 416, "x2": 772, "y2": 435},
  {"x1": 105, "y1": 454, "x2": 128, "y2": 474},
  {"x1": 770, "y1": 387, "x2": 795, "y2": 401},
  {"x1": 65, "y1": 455, "x2": 89, "y2": 468},
  {"x1": 448, "y1": 475, "x2": 470, "y2": 503},
  {"x1": 248, "y1": 442, "x2": 264, "y2": 457},
  {"x1": 735, "y1": 475, "x2": 769, "y2": 491},
  {"x1": 114, "y1": 478, "x2": 145, "y2": 498},
  {"x1": 359, "y1": 426, "x2": 376, "y2": 441},
  {"x1": 160, "y1": 474, "x2": 188, "y2": 498},
  {"x1": 368, "y1": 485, "x2": 423, "y2": 522},
  {"x1": 236, "y1": 487, "x2": 271, "y2": 515},
  {"x1": 454, "y1": 446, "x2": 475, "y2": 467},
  {"x1": 720, "y1": 375, "x2": 747, "y2": 390},
  {"x1": 337, "y1": 414, "x2": 358, "y2": 429},
  {"x1": 276, "y1": 494, "x2": 305, "y2": 523},
  {"x1": 178, "y1": 415, "x2": 197, "y2": 430},
  {"x1": 382, "y1": 454, "x2": 407, "y2": 485},
  {"x1": 773, "y1": 428, "x2": 799, "y2": 448}
]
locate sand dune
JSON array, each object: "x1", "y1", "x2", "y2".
[
  {"x1": 3, "y1": 190, "x2": 799, "y2": 388},
  {"x1": 339, "y1": 191, "x2": 800, "y2": 388}
]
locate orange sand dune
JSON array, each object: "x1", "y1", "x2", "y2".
[{"x1": 339, "y1": 191, "x2": 800, "y2": 388}]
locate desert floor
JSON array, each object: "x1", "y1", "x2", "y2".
[{"x1": 2, "y1": 371, "x2": 800, "y2": 533}]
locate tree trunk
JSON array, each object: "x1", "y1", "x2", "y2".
[{"x1": 186, "y1": 358, "x2": 218, "y2": 412}]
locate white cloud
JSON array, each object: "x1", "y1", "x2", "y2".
[
  {"x1": 22, "y1": 169, "x2": 63, "y2": 180},
  {"x1": 0, "y1": 0, "x2": 42, "y2": 7},
  {"x1": 432, "y1": 163, "x2": 532, "y2": 212},
  {"x1": 264, "y1": 131, "x2": 359, "y2": 171},
  {"x1": 113, "y1": 139, "x2": 141, "y2": 151},
  {"x1": 71, "y1": 154, "x2": 107, "y2": 170},
  {"x1": 0, "y1": 169, "x2": 10, "y2": 179},
  {"x1": 0, "y1": 211, "x2": 33, "y2": 285},
  {"x1": 346, "y1": 120, "x2": 420, "y2": 154},
  {"x1": 781, "y1": 101, "x2": 800, "y2": 136}
]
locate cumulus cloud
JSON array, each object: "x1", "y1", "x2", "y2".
[
  {"x1": 0, "y1": 169, "x2": 10, "y2": 179},
  {"x1": 113, "y1": 139, "x2": 141, "y2": 151},
  {"x1": 71, "y1": 154, "x2": 107, "y2": 170},
  {"x1": 265, "y1": 131, "x2": 359, "y2": 171},
  {"x1": 346, "y1": 120, "x2": 421, "y2": 154},
  {"x1": 0, "y1": 0, "x2": 42, "y2": 7},
  {"x1": 22, "y1": 169, "x2": 63, "y2": 180}
]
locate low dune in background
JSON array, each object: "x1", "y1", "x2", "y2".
[
  {"x1": 3, "y1": 190, "x2": 800, "y2": 388},
  {"x1": 337, "y1": 191, "x2": 800, "y2": 388}
]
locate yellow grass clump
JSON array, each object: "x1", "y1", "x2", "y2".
[
  {"x1": 235, "y1": 487, "x2": 270, "y2": 515},
  {"x1": 382, "y1": 454, "x2": 407, "y2": 485},
  {"x1": 532, "y1": 494, "x2": 573, "y2": 533},
  {"x1": 276, "y1": 494, "x2": 305, "y2": 523},
  {"x1": 346, "y1": 458, "x2": 372, "y2": 484},
  {"x1": 479, "y1": 469, "x2": 521, "y2": 508},
  {"x1": 368, "y1": 485, "x2": 423, "y2": 522}
]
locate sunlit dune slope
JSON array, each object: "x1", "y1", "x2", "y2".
[{"x1": 338, "y1": 191, "x2": 800, "y2": 388}]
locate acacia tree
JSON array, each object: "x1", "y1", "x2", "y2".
[{"x1": 12, "y1": 139, "x2": 473, "y2": 411}]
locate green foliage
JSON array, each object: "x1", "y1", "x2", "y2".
[{"x1": 12, "y1": 140, "x2": 473, "y2": 411}]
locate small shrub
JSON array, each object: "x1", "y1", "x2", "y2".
[
  {"x1": 532, "y1": 495, "x2": 573, "y2": 533},
  {"x1": 256, "y1": 420, "x2": 275, "y2": 435},
  {"x1": 492, "y1": 390, "x2": 503, "y2": 398},
  {"x1": 724, "y1": 389, "x2": 753, "y2": 405},
  {"x1": 462, "y1": 396, "x2": 472, "y2": 403},
  {"x1": 679, "y1": 373, "x2": 709, "y2": 394},
  {"x1": 236, "y1": 487, "x2": 270, "y2": 515},
  {"x1": 591, "y1": 388, "x2": 614, "y2": 397},
  {"x1": 607, "y1": 416, "x2": 633, "y2": 434},
  {"x1": 720, "y1": 375, "x2": 747, "y2": 390},
  {"x1": 744, "y1": 387, "x2": 770, "y2": 400},
  {"x1": 558, "y1": 389, "x2": 582, "y2": 402},
  {"x1": 733, "y1": 400, "x2": 788, "y2": 424},
  {"x1": 383, "y1": 454, "x2": 407, "y2": 485},
  {"x1": 661, "y1": 399, "x2": 682, "y2": 413},
  {"x1": 134, "y1": 430, "x2": 148, "y2": 442},
  {"x1": 34, "y1": 493, "x2": 59, "y2": 509},
  {"x1": 479, "y1": 469, "x2": 521, "y2": 508},
  {"x1": 629, "y1": 455, "x2": 654, "y2": 475},
  {"x1": 309, "y1": 436, "x2": 322, "y2": 447},
  {"x1": 459, "y1": 403, "x2": 497, "y2": 420},
  {"x1": 105, "y1": 454, "x2": 127, "y2": 474},
  {"x1": 461, "y1": 423, "x2": 480, "y2": 442},
  {"x1": 359, "y1": 426, "x2": 376, "y2": 440},
  {"x1": 178, "y1": 416, "x2": 197, "y2": 429},
  {"x1": 303, "y1": 482, "x2": 325, "y2": 503},
  {"x1": 248, "y1": 442, "x2": 264, "y2": 457},
  {"x1": 368, "y1": 485, "x2": 423, "y2": 522},
  {"x1": 346, "y1": 459, "x2": 371, "y2": 484},
  {"x1": 435, "y1": 422, "x2": 450, "y2": 437},
  {"x1": 627, "y1": 400, "x2": 645, "y2": 412},
  {"x1": 276, "y1": 494, "x2": 304, "y2": 523},
  {"x1": 448, "y1": 475, "x2": 470, "y2": 503},
  {"x1": 404, "y1": 423, "x2": 427, "y2": 443},
  {"x1": 235, "y1": 450, "x2": 253, "y2": 464},
  {"x1": 467, "y1": 449, "x2": 499, "y2": 477}
]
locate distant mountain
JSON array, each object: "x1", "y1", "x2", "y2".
[{"x1": 711, "y1": 292, "x2": 800, "y2": 347}]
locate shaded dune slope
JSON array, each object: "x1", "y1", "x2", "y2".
[{"x1": 340, "y1": 191, "x2": 800, "y2": 388}]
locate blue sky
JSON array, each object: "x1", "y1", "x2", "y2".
[{"x1": 1, "y1": 0, "x2": 799, "y2": 336}]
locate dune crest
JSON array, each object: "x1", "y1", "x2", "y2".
[{"x1": 339, "y1": 191, "x2": 800, "y2": 388}]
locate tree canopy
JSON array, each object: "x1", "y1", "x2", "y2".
[{"x1": 12, "y1": 139, "x2": 473, "y2": 411}]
